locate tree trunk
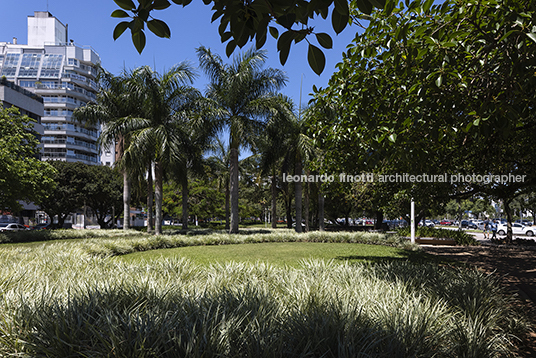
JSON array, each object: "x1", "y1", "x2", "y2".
[
  {"x1": 283, "y1": 179, "x2": 292, "y2": 229},
  {"x1": 504, "y1": 198, "x2": 513, "y2": 244},
  {"x1": 225, "y1": 181, "x2": 230, "y2": 230},
  {"x1": 271, "y1": 168, "x2": 277, "y2": 229},
  {"x1": 123, "y1": 170, "x2": 131, "y2": 230},
  {"x1": 374, "y1": 210, "x2": 383, "y2": 230},
  {"x1": 182, "y1": 179, "x2": 189, "y2": 230},
  {"x1": 146, "y1": 162, "x2": 153, "y2": 233},
  {"x1": 229, "y1": 147, "x2": 239, "y2": 234},
  {"x1": 457, "y1": 199, "x2": 462, "y2": 230},
  {"x1": 318, "y1": 189, "x2": 325, "y2": 231},
  {"x1": 294, "y1": 159, "x2": 303, "y2": 233},
  {"x1": 154, "y1": 161, "x2": 163, "y2": 235},
  {"x1": 304, "y1": 171, "x2": 310, "y2": 232}
]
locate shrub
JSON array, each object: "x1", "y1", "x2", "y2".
[
  {"x1": 0, "y1": 244, "x2": 528, "y2": 357},
  {"x1": 397, "y1": 227, "x2": 479, "y2": 246},
  {"x1": 81, "y1": 229, "x2": 418, "y2": 258}
]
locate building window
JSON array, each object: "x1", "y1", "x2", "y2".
[
  {"x1": 18, "y1": 54, "x2": 42, "y2": 77},
  {"x1": 1, "y1": 53, "x2": 20, "y2": 77},
  {"x1": 20, "y1": 81, "x2": 36, "y2": 88},
  {"x1": 40, "y1": 54, "x2": 63, "y2": 78},
  {"x1": 68, "y1": 58, "x2": 79, "y2": 67}
]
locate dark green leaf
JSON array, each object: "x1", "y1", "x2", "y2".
[
  {"x1": 138, "y1": 8, "x2": 150, "y2": 21},
  {"x1": 277, "y1": 31, "x2": 294, "y2": 65},
  {"x1": 255, "y1": 17, "x2": 269, "y2": 49},
  {"x1": 139, "y1": 0, "x2": 151, "y2": 8},
  {"x1": 221, "y1": 31, "x2": 232, "y2": 43},
  {"x1": 113, "y1": 0, "x2": 135, "y2": 11},
  {"x1": 132, "y1": 30, "x2": 146, "y2": 53},
  {"x1": 211, "y1": 9, "x2": 224, "y2": 22},
  {"x1": 111, "y1": 9, "x2": 130, "y2": 18},
  {"x1": 152, "y1": 0, "x2": 171, "y2": 10},
  {"x1": 226, "y1": 40, "x2": 236, "y2": 57},
  {"x1": 131, "y1": 17, "x2": 144, "y2": 32},
  {"x1": 331, "y1": 7, "x2": 348, "y2": 34},
  {"x1": 308, "y1": 44, "x2": 325, "y2": 75},
  {"x1": 369, "y1": 0, "x2": 386, "y2": 8},
  {"x1": 334, "y1": 0, "x2": 349, "y2": 16},
  {"x1": 315, "y1": 33, "x2": 333, "y2": 49},
  {"x1": 355, "y1": 0, "x2": 373, "y2": 14},
  {"x1": 423, "y1": 0, "x2": 434, "y2": 13},
  {"x1": 113, "y1": 21, "x2": 131, "y2": 40},
  {"x1": 147, "y1": 19, "x2": 171, "y2": 38},
  {"x1": 269, "y1": 26, "x2": 279, "y2": 39},
  {"x1": 277, "y1": 13, "x2": 297, "y2": 29}
]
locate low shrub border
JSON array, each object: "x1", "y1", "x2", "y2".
[
  {"x1": 82, "y1": 229, "x2": 419, "y2": 258},
  {"x1": 397, "y1": 227, "x2": 479, "y2": 246}
]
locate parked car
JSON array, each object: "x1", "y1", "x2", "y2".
[
  {"x1": 461, "y1": 220, "x2": 477, "y2": 229},
  {"x1": 496, "y1": 223, "x2": 535, "y2": 236},
  {"x1": 440, "y1": 220, "x2": 452, "y2": 225},
  {"x1": 0, "y1": 223, "x2": 29, "y2": 232},
  {"x1": 419, "y1": 220, "x2": 435, "y2": 228},
  {"x1": 515, "y1": 220, "x2": 533, "y2": 226},
  {"x1": 383, "y1": 219, "x2": 408, "y2": 229}
]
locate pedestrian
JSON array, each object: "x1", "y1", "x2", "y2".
[
  {"x1": 483, "y1": 218, "x2": 490, "y2": 239},
  {"x1": 491, "y1": 220, "x2": 497, "y2": 239}
]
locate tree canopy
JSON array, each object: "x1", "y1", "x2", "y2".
[
  {"x1": 0, "y1": 106, "x2": 55, "y2": 213},
  {"x1": 111, "y1": 0, "x2": 386, "y2": 74},
  {"x1": 309, "y1": 0, "x2": 536, "y2": 239}
]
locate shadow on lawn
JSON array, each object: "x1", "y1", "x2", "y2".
[{"x1": 335, "y1": 249, "x2": 461, "y2": 266}]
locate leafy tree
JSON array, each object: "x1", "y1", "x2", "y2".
[
  {"x1": 197, "y1": 46, "x2": 287, "y2": 233},
  {"x1": 0, "y1": 106, "x2": 55, "y2": 213},
  {"x1": 83, "y1": 165, "x2": 123, "y2": 228},
  {"x1": 310, "y1": 0, "x2": 536, "y2": 241},
  {"x1": 36, "y1": 161, "x2": 88, "y2": 228},
  {"x1": 110, "y1": 0, "x2": 386, "y2": 74}
]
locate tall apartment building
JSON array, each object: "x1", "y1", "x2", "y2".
[{"x1": 0, "y1": 11, "x2": 115, "y2": 166}]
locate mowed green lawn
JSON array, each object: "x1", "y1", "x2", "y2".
[{"x1": 119, "y1": 242, "x2": 425, "y2": 267}]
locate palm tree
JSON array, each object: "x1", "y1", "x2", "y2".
[
  {"x1": 121, "y1": 64, "x2": 202, "y2": 235},
  {"x1": 206, "y1": 137, "x2": 231, "y2": 230},
  {"x1": 169, "y1": 109, "x2": 217, "y2": 230},
  {"x1": 260, "y1": 98, "x2": 317, "y2": 232},
  {"x1": 197, "y1": 46, "x2": 287, "y2": 233},
  {"x1": 73, "y1": 69, "x2": 142, "y2": 230}
]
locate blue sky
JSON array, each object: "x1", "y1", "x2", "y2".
[{"x1": 1, "y1": 0, "x2": 364, "y2": 109}]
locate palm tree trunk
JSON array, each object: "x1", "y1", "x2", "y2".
[
  {"x1": 123, "y1": 170, "x2": 131, "y2": 230},
  {"x1": 225, "y1": 180, "x2": 230, "y2": 230},
  {"x1": 146, "y1": 162, "x2": 153, "y2": 233},
  {"x1": 154, "y1": 161, "x2": 163, "y2": 235},
  {"x1": 271, "y1": 168, "x2": 277, "y2": 229},
  {"x1": 229, "y1": 147, "x2": 239, "y2": 234},
  {"x1": 304, "y1": 170, "x2": 310, "y2": 232},
  {"x1": 182, "y1": 178, "x2": 189, "y2": 230},
  {"x1": 318, "y1": 189, "x2": 325, "y2": 231},
  {"x1": 294, "y1": 159, "x2": 303, "y2": 233}
]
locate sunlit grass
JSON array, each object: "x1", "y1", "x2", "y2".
[
  {"x1": 119, "y1": 242, "x2": 426, "y2": 267},
  {"x1": 0, "y1": 231, "x2": 530, "y2": 357}
]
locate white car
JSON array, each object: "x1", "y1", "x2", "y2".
[
  {"x1": 0, "y1": 223, "x2": 29, "y2": 232},
  {"x1": 496, "y1": 223, "x2": 535, "y2": 236}
]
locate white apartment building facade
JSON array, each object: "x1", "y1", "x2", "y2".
[{"x1": 0, "y1": 11, "x2": 116, "y2": 166}]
